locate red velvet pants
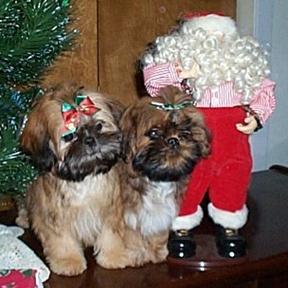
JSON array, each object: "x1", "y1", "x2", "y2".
[{"x1": 179, "y1": 107, "x2": 252, "y2": 216}]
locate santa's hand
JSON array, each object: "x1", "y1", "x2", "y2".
[{"x1": 236, "y1": 114, "x2": 258, "y2": 134}]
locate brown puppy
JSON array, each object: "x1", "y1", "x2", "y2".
[
  {"x1": 119, "y1": 85, "x2": 211, "y2": 266},
  {"x1": 17, "y1": 84, "x2": 128, "y2": 276}
]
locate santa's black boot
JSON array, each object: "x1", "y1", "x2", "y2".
[
  {"x1": 168, "y1": 229, "x2": 196, "y2": 259},
  {"x1": 215, "y1": 225, "x2": 246, "y2": 258}
]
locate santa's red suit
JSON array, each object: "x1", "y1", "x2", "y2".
[{"x1": 142, "y1": 13, "x2": 276, "y2": 231}]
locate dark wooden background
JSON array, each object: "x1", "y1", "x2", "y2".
[{"x1": 42, "y1": 0, "x2": 236, "y2": 104}]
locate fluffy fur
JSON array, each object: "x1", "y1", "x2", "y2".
[
  {"x1": 17, "y1": 84, "x2": 210, "y2": 272},
  {"x1": 16, "y1": 84, "x2": 129, "y2": 276},
  {"x1": 118, "y1": 86, "x2": 211, "y2": 266}
]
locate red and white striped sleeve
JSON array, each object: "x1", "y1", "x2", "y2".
[
  {"x1": 143, "y1": 63, "x2": 182, "y2": 97},
  {"x1": 249, "y1": 79, "x2": 276, "y2": 124}
]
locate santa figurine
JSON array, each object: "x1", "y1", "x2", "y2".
[{"x1": 141, "y1": 12, "x2": 276, "y2": 259}]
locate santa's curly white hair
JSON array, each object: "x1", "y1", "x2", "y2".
[{"x1": 142, "y1": 14, "x2": 270, "y2": 103}]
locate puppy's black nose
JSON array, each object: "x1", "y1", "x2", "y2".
[
  {"x1": 84, "y1": 136, "x2": 96, "y2": 146},
  {"x1": 167, "y1": 137, "x2": 180, "y2": 149}
]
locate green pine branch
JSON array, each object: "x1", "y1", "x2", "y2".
[
  {"x1": 0, "y1": 124, "x2": 37, "y2": 196},
  {"x1": 0, "y1": 0, "x2": 76, "y2": 197},
  {"x1": 0, "y1": 0, "x2": 76, "y2": 85},
  {"x1": 0, "y1": 87, "x2": 41, "y2": 196},
  {"x1": 0, "y1": 85, "x2": 37, "y2": 124}
]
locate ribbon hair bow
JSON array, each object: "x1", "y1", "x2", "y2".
[
  {"x1": 150, "y1": 99, "x2": 195, "y2": 111},
  {"x1": 61, "y1": 94, "x2": 99, "y2": 139}
]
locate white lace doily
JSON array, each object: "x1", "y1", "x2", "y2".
[{"x1": 0, "y1": 224, "x2": 50, "y2": 284}]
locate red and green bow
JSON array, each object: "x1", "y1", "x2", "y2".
[{"x1": 61, "y1": 94, "x2": 99, "y2": 138}]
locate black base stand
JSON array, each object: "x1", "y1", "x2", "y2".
[{"x1": 167, "y1": 234, "x2": 247, "y2": 271}]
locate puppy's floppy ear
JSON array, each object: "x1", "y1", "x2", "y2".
[
  {"x1": 185, "y1": 105, "x2": 212, "y2": 159},
  {"x1": 105, "y1": 98, "x2": 125, "y2": 124},
  {"x1": 20, "y1": 92, "x2": 57, "y2": 172},
  {"x1": 191, "y1": 123, "x2": 211, "y2": 158},
  {"x1": 119, "y1": 106, "x2": 137, "y2": 162},
  {"x1": 23, "y1": 134, "x2": 57, "y2": 172}
]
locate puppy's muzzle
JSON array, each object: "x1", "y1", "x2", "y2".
[{"x1": 84, "y1": 135, "x2": 96, "y2": 146}]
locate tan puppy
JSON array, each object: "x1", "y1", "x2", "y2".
[
  {"x1": 17, "y1": 84, "x2": 128, "y2": 276},
  {"x1": 118, "y1": 86, "x2": 211, "y2": 266}
]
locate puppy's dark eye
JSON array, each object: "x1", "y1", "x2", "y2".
[
  {"x1": 95, "y1": 122, "x2": 103, "y2": 131},
  {"x1": 146, "y1": 128, "x2": 162, "y2": 140},
  {"x1": 62, "y1": 132, "x2": 76, "y2": 142}
]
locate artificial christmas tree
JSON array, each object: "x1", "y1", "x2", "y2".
[{"x1": 0, "y1": 0, "x2": 76, "y2": 207}]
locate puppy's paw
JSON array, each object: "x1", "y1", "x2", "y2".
[
  {"x1": 49, "y1": 256, "x2": 87, "y2": 276},
  {"x1": 15, "y1": 208, "x2": 29, "y2": 229},
  {"x1": 96, "y1": 250, "x2": 131, "y2": 269},
  {"x1": 150, "y1": 246, "x2": 168, "y2": 264}
]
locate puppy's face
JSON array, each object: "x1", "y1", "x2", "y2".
[
  {"x1": 121, "y1": 86, "x2": 210, "y2": 182},
  {"x1": 21, "y1": 84, "x2": 123, "y2": 181}
]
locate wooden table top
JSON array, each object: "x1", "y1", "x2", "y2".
[{"x1": 1, "y1": 168, "x2": 288, "y2": 288}]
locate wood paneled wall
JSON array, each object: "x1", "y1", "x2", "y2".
[
  {"x1": 42, "y1": 1, "x2": 98, "y2": 90},
  {"x1": 42, "y1": 0, "x2": 236, "y2": 104}
]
